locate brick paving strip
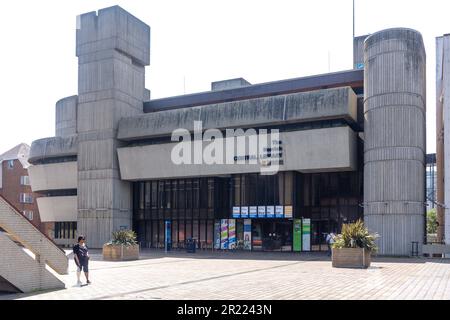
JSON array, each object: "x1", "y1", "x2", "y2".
[
  {"x1": 1, "y1": 250, "x2": 450, "y2": 300},
  {"x1": 93, "y1": 260, "x2": 314, "y2": 300}
]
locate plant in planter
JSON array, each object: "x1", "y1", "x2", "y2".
[
  {"x1": 102, "y1": 230, "x2": 140, "y2": 261},
  {"x1": 331, "y1": 220, "x2": 379, "y2": 268}
]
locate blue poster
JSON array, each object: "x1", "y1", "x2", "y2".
[
  {"x1": 165, "y1": 220, "x2": 171, "y2": 251},
  {"x1": 241, "y1": 206, "x2": 249, "y2": 218},
  {"x1": 244, "y1": 219, "x2": 252, "y2": 250},
  {"x1": 275, "y1": 206, "x2": 284, "y2": 218},
  {"x1": 232, "y1": 206, "x2": 240, "y2": 218},
  {"x1": 214, "y1": 221, "x2": 221, "y2": 249},
  {"x1": 258, "y1": 206, "x2": 266, "y2": 218},
  {"x1": 266, "y1": 206, "x2": 275, "y2": 218},
  {"x1": 249, "y1": 206, "x2": 258, "y2": 218}
]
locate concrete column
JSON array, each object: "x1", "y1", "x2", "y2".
[
  {"x1": 364, "y1": 28, "x2": 426, "y2": 256},
  {"x1": 55, "y1": 96, "x2": 78, "y2": 137},
  {"x1": 75, "y1": 6, "x2": 150, "y2": 247},
  {"x1": 440, "y1": 35, "x2": 450, "y2": 245},
  {"x1": 436, "y1": 36, "x2": 445, "y2": 243}
]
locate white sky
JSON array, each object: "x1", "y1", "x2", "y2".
[{"x1": 0, "y1": 0, "x2": 447, "y2": 153}]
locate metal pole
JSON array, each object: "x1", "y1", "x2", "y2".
[{"x1": 353, "y1": 0, "x2": 355, "y2": 40}]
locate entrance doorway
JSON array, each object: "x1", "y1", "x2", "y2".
[{"x1": 252, "y1": 220, "x2": 292, "y2": 251}]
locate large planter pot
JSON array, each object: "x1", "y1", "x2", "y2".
[
  {"x1": 332, "y1": 247, "x2": 371, "y2": 268},
  {"x1": 102, "y1": 244, "x2": 140, "y2": 261}
]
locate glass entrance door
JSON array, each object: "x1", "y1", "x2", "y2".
[{"x1": 261, "y1": 220, "x2": 292, "y2": 251}]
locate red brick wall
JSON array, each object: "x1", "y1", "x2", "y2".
[{"x1": 0, "y1": 159, "x2": 42, "y2": 230}]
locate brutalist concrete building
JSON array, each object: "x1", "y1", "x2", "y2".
[{"x1": 28, "y1": 5, "x2": 426, "y2": 256}]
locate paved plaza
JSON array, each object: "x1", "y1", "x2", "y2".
[{"x1": 1, "y1": 250, "x2": 450, "y2": 300}]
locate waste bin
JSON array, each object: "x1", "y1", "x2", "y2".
[{"x1": 186, "y1": 238, "x2": 196, "y2": 253}]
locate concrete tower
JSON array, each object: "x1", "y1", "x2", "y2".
[
  {"x1": 76, "y1": 6, "x2": 150, "y2": 247},
  {"x1": 364, "y1": 28, "x2": 426, "y2": 256}
]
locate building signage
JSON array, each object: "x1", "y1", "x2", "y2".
[
  {"x1": 275, "y1": 206, "x2": 284, "y2": 218},
  {"x1": 214, "y1": 221, "x2": 221, "y2": 249},
  {"x1": 266, "y1": 206, "x2": 275, "y2": 218},
  {"x1": 293, "y1": 219, "x2": 302, "y2": 252},
  {"x1": 228, "y1": 219, "x2": 236, "y2": 249},
  {"x1": 257, "y1": 206, "x2": 266, "y2": 218},
  {"x1": 249, "y1": 206, "x2": 257, "y2": 218},
  {"x1": 244, "y1": 219, "x2": 252, "y2": 250},
  {"x1": 302, "y1": 218, "x2": 311, "y2": 251},
  {"x1": 285, "y1": 206, "x2": 293, "y2": 218},
  {"x1": 241, "y1": 206, "x2": 249, "y2": 218},
  {"x1": 232, "y1": 206, "x2": 240, "y2": 218},
  {"x1": 220, "y1": 219, "x2": 228, "y2": 249}
]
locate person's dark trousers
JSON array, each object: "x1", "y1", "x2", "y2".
[{"x1": 327, "y1": 244, "x2": 331, "y2": 256}]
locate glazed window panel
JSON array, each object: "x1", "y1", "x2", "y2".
[
  {"x1": 233, "y1": 175, "x2": 241, "y2": 207},
  {"x1": 151, "y1": 181, "x2": 158, "y2": 209},
  {"x1": 145, "y1": 182, "x2": 151, "y2": 209},
  {"x1": 284, "y1": 172, "x2": 293, "y2": 206}
]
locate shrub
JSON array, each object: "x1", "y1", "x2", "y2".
[
  {"x1": 427, "y1": 209, "x2": 438, "y2": 234},
  {"x1": 106, "y1": 230, "x2": 137, "y2": 246},
  {"x1": 332, "y1": 220, "x2": 379, "y2": 253}
]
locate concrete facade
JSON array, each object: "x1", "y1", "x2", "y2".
[
  {"x1": 27, "y1": 6, "x2": 427, "y2": 256},
  {"x1": 118, "y1": 86, "x2": 357, "y2": 141},
  {"x1": 36, "y1": 196, "x2": 77, "y2": 223},
  {"x1": 211, "y1": 78, "x2": 251, "y2": 91},
  {"x1": 364, "y1": 28, "x2": 426, "y2": 255},
  {"x1": 118, "y1": 126, "x2": 357, "y2": 180},
  {"x1": 436, "y1": 35, "x2": 450, "y2": 245},
  {"x1": 75, "y1": 6, "x2": 150, "y2": 248}
]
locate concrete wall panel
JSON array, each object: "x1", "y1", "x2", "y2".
[
  {"x1": 28, "y1": 162, "x2": 77, "y2": 192},
  {"x1": 364, "y1": 28, "x2": 426, "y2": 256}
]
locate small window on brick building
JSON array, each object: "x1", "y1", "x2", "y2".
[
  {"x1": 23, "y1": 211, "x2": 33, "y2": 221},
  {"x1": 20, "y1": 176, "x2": 30, "y2": 186},
  {"x1": 19, "y1": 193, "x2": 33, "y2": 204},
  {"x1": 7, "y1": 160, "x2": 14, "y2": 169}
]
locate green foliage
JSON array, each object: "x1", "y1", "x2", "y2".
[
  {"x1": 427, "y1": 208, "x2": 438, "y2": 234},
  {"x1": 106, "y1": 230, "x2": 137, "y2": 246},
  {"x1": 332, "y1": 219, "x2": 379, "y2": 253}
]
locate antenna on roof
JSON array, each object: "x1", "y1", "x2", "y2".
[{"x1": 353, "y1": 0, "x2": 355, "y2": 40}]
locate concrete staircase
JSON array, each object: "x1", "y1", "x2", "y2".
[{"x1": 0, "y1": 195, "x2": 68, "y2": 293}]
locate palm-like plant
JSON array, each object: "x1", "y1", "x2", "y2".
[
  {"x1": 106, "y1": 230, "x2": 138, "y2": 246},
  {"x1": 332, "y1": 220, "x2": 379, "y2": 253}
]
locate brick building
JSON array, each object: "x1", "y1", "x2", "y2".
[{"x1": 0, "y1": 143, "x2": 41, "y2": 231}]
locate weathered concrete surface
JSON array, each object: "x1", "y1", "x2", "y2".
[
  {"x1": 76, "y1": 6, "x2": 150, "y2": 248},
  {"x1": 56, "y1": 96, "x2": 78, "y2": 137},
  {"x1": 0, "y1": 196, "x2": 68, "y2": 293},
  {"x1": 353, "y1": 35, "x2": 369, "y2": 69},
  {"x1": 118, "y1": 86, "x2": 357, "y2": 141},
  {"x1": 364, "y1": 28, "x2": 426, "y2": 256},
  {"x1": 36, "y1": 196, "x2": 77, "y2": 223},
  {"x1": 0, "y1": 232, "x2": 65, "y2": 293},
  {"x1": 28, "y1": 162, "x2": 77, "y2": 192},
  {"x1": 211, "y1": 78, "x2": 251, "y2": 91},
  {"x1": 29, "y1": 135, "x2": 78, "y2": 164},
  {"x1": 117, "y1": 126, "x2": 357, "y2": 180},
  {"x1": 436, "y1": 35, "x2": 450, "y2": 245}
]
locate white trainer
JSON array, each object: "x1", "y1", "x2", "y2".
[{"x1": 77, "y1": 280, "x2": 82, "y2": 287}]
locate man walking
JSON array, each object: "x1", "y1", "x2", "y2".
[
  {"x1": 73, "y1": 235, "x2": 91, "y2": 286},
  {"x1": 326, "y1": 232, "x2": 335, "y2": 257}
]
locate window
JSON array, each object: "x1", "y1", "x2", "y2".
[
  {"x1": 23, "y1": 211, "x2": 33, "y2": 221},
  {"x1": 54, "y1": 222, "x2": 77, "y2": 239},
  {"x1": 20, "y1": 176, "x2": 30, "y2": 186},
  {"x1": 7, "y1": 160, "x2": 14, "y2": 169},
  {"x1": 19, "y1": 193, "x2": 33, "y2": 204}
]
